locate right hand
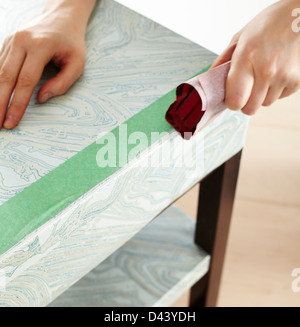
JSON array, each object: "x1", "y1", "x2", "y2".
[{"x1": 210, "y1": 0, "x2": 300, "y2": 116}]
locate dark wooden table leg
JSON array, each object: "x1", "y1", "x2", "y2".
[{"x1": 189, "y1": 150, "x2": 242, "y2": 307}]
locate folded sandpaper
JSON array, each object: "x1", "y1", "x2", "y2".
[{"x1": 165, "y1": 61, "x2": 231, "y2": 139}]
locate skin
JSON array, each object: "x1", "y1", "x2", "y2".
[
  {"x1": 0, "y1": 0, "x2": 96, "y2": 129},
  {"x1": 211, "y1": 0, "x2": 300, "y2": 115},
  {"x1": 0, "y1": 0, "x2": 299, "y2": 128}
]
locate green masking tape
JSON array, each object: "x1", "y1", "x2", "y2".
[{"x1": 0, "y1": 66, "x2": 210, "y2": 256}]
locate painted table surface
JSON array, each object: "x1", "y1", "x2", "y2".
[{"x1": 0, "y1": 0, "x2": 248, "y2": 306}]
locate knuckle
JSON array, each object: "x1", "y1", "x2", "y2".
[
  {"x1": 259, "y1": 62, "x2": 277, "y2": 81},
  {"x1": 18, "y1": 74, "x2": 33, "y2": 88},
  {"x1": 242, "y1": 43, "x2": 257, "y2": 61},
  {"x1": 260, "y1": 68, "x2": 273, "y2": 81},
  {"x1": 225, "y1": 93, "x2": 245, "y2": 110},
  {"x1": 13, "y1": 30, "x2": 30, "y2": 46},
  {"x1": 0, "y1": 70, "x2": 14, "y2": 84},
  {"x1": 278, "y1": 73, "x2": 290, "y2": 85},
  {"x1": 225, "y1": 76, "x2": 247, "y2": 110}
]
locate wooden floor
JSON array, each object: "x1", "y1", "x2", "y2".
[{"x1": 173, "y1": 91, "x2": 300, "y2": 307}]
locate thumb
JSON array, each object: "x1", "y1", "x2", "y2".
[
  {"x1": 38, "y1": 58, "x2": 84, "y2": 103},
  {"x1": 210, "y1": 43, "x2": 237, "y2": 70}
]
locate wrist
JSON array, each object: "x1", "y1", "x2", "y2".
[{"x1": 42, "y1": 0, "x2": 96, "y2": 35}]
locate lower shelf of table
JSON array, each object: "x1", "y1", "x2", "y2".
[{"x1": 48, "y1": 206, "x2": 210, "y2": 307}]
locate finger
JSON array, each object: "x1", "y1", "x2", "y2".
[
  {"x1": 225, "y1": 52, "x2": 254, "y2": 111},
  {"x1": 280, "y1": 87, "x2": 293, "y2": 99},
  {"x1": 3, "y1": 53, "x2": 48, "y2": 129},
  {"x1": 0, "y1": 48, "x2": 26, "y2": 127},
  {"x1": 37, "y1": 57, "x2": 84, "y2": 103},
  {"x1": 210, "y1": 43, "x2": 237, "y2": 69},
  {"x1": 280, "y1": 82, "x2": 300, "y2": 99},
  {"x1": 262, "y1": 85, "x2": 285, "y2": 107},
  {"x1": 241, "y1": 77, "x2": 269, "y2": 115}
]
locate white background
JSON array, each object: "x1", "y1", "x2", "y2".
[{"x1": 116, "y1": 0, "x2": 277, "y2": 54}]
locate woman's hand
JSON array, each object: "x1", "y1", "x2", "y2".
[
  {"x1": 0, "y1": 0, "x2": 96, "y2": 129},
  {"x1": 211, "y1": 0, "x2": 300, "y2": 115}
]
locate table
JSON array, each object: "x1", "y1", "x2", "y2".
[{"x1": 0, "y1": 0, "x2": 248, "y2": 307}]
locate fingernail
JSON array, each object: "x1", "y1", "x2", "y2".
[
  {"x1": 3, "y1": 116, "x2": 14, "y2": 129},
  {"x1": 41, "y1": 92, "x2": 52, "y2": 103}
]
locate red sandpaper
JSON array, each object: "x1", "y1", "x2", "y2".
[{"x1": 166, "y1": 61, "x2": 231, "y2": 139}]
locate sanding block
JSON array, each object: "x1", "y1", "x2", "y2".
[{"x1": 166, "y1": 61, "x2": 231, "y2": 139}]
